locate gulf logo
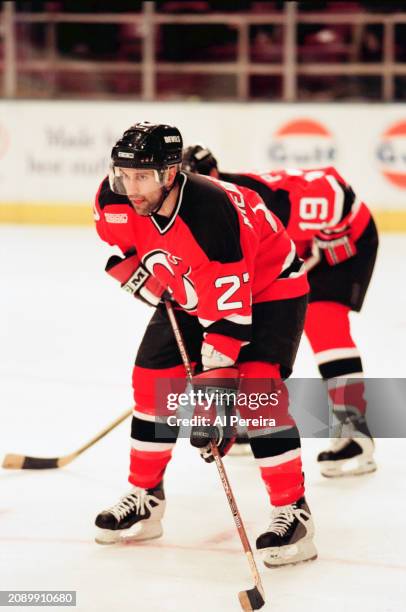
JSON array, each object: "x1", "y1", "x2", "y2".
[
  {"x1": 376, "y1": 120, "x2": 406, "y2": 189},
  {"x1": 268, "y1": 118, "x2": 337, "y2": 167}
]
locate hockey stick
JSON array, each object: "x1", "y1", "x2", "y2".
[
  {"x1": 2, "y1": 408, "x2": 132, "y2": 470},
  {"x1": 165, "y1": 301, "x2": 266, "y2": 611}
]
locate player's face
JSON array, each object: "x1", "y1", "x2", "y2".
[{"x1": 118, "y1": 168, "x2": 164, "y2": 216}]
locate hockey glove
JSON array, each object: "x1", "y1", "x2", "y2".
[
  {"x1": 314, "y1": 225, "x2": 357, "y2": 266},
  {"x1": 190, "y1": 367, "x2": 239, "y2": 463},
  {"x1": 105, "y1": 252, "x2": 167, "y2": 307}
]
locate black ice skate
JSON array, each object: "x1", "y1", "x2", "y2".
[
  {"x1": 317, "y1": 437, "x2": 376, "y2": 477},
  {"x1": 318, "y1": 412, "x2": 377, "y2": 477},
  {"x1": 256, "y1": 497, "x2": 317, "y2": 567},
  {"x1": 95, "y1": 482, "x2": 165, "y2": 544}
]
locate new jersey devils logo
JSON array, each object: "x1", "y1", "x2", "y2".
[{"x1": 143, "y1": 249, "x2": 198, "y2": 311}]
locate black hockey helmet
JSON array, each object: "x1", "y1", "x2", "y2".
[
  {"x1": 110, "y1": 121, "x2": 183, "y2": 194},
  {"x1": 182, "y1": 144, "x2": 218, "y2": 175},
  {"x1": 111, "y1": 122, "x2": 183, "y2": 169}
]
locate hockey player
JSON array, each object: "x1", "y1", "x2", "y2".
[
  {"x1": 93, "y1": 122, "x2": 317, "y2": 567},
  {"x1": 183, "y1": 145, "x2": 379, "y2": 478}
]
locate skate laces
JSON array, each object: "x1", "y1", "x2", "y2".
[
  {"x1": 108, "y1": 488, "x2": 157, "y2": 521},
  {"x1": 268, "y1": 503, "x2": 297, "y2": 536}
]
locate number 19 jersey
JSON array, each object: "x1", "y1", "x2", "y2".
[{"x1": 220, "y1": 167, "x2": 372, "y2": 258}]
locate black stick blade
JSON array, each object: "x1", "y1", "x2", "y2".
[
  {"x1": 2, "y1": 454, "x2": 59, "y2": 469},
  {"x1": 238, "y1": 586, "x2": 266, "y2": 611},
  {"x1": 23, "y1": 456, "x2": 60, "y2": 469}
]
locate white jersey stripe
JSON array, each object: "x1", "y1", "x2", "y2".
[
  {"x1": 198, "y1": 317, "x2": 215, "y2": 328},
  {"x1": 199, "y1": 314, "x2": 252, "y2": 328},
  {"x1": 131, "y1": 440, "x2": 175, "y2": 452},
  {"x1": 247, "y1": 424, "x2": 293, "y2": 438},
  {"x1": 224, "y1": 313, "x2": 252, "y2": 325},
  {"x1": 325, "y1": 174, "x2": 345, "y2": 227},
  {"x1": 255, "y1": 448, "x2": 301, "y2": 468},
  {"x1": 280, "y1": 240, "x2": 296, "y2": 273},
  {"x1": 327, "y1": 374, "x2": 364, "y2": 385},
  {"x1": 315, "y1": 347, "x2": 361, "y2": 365},
  {"x1": 132, "y1": 408, "x2": 156, "y2": 423}
]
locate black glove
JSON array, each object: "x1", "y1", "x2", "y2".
[{"x1": 189, "y1": 367, "x2": 239, "y2": 463}]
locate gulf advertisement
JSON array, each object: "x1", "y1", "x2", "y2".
[{"x1": 0, "y1": 101, "x2": 405, "y2": 229}]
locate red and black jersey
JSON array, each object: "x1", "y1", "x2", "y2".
[
  {"x1": 94, "y1": 171, "x2": 308, "y2": 362},
  {"x1": 220, "y1": 167, "x2": 372, "y2": 258}
]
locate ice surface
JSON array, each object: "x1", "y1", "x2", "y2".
[{"x1": 1, "y1": 227, "x2": 405, "y2": 612}]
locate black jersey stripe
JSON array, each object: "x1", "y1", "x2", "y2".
[
  {"x1": 179, "y1": 173, "x2": 243, "y2": 263},
  {"x1": 204, "y1": 318, "x2": 252, "y2": 342},
  {"x1": 278, "y1": 254, "x2": 305, "y2": 279},
  {"x1": 319, "y1": 357, "x2": 363, "y2": 379},
  {"x1": 340, "y1": 182, "x2": 356, "y2": 220},
  {"x1": 131, "y1": 414, "x2": 179, "y2": 443},
  {"x1": 249, "y1": 426, "x2": 301, "y2": 459},
  {"x1": 220, "y1": 172, "x2": 291, "y2": 228}
]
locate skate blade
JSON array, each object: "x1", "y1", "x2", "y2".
[
  {"x1": 320, "y1": 458, "x2": 377, "y2": 478},
  {"x1": 95, "y1": 520, "x2": 163, "y2": 545},
  {"x1": 262, "y1": 541, "x2": 318, "y2": 568}
]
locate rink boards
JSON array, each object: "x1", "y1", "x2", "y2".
[{"x1": 1, "y1": 101, "x2": 406, "y2": 230}]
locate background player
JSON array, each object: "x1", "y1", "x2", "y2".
[
  {"x1": 93, "y1": 121, "x2": 317, "y2": 567},
  {"x1": 183, "y1": 145, "x2": 379, "y2": 478}
]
